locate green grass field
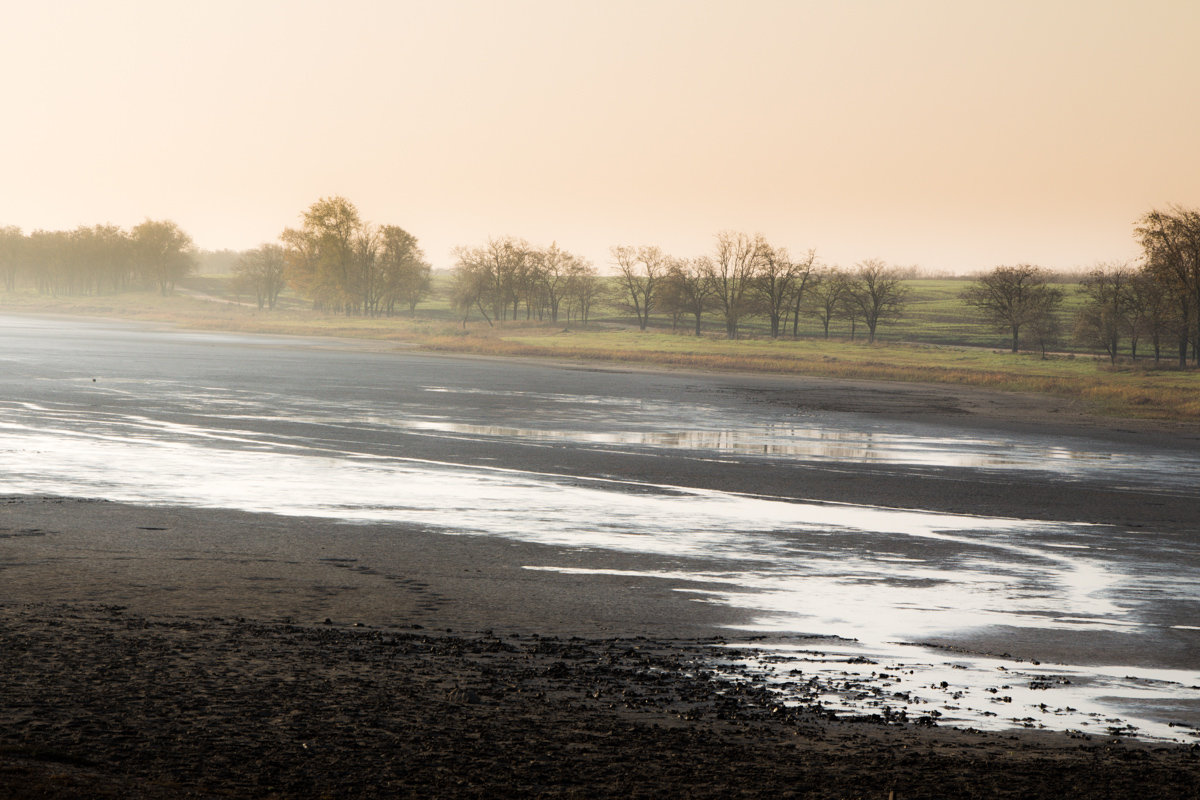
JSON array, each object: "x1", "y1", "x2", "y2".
[
  {"x1": 179, "y1": 272, "x2": 1093, "y2": 353},
  {"x1": 2, "y1": 274, "x2": 1196, "y2": 423}
]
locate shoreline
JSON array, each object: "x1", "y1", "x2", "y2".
[
  {"x1": 3, "y1": 488, "x2": 1198, "y2": 796},
  {"x1": 3, "y1": 314, "x2": 1199, "y2": 795},
  {"x1": 5, "y1": 307, "x2": 1199, "y2": 437}
]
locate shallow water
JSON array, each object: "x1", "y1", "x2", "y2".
[
  {"x1": 1, "y1": 314, "x2": 1198, "y2": 741},
  {"x1": 726, "y1": 639, "x2": 1200, "y2": 742}
]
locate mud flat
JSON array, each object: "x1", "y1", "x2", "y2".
[
  {"x1": 1, "y1": 606, "x2": 1198, "y2": 800},
  {"x1": 1, "y1": 497, "x2": 1198, "y2": 799},
  {"x1": 2, "y1": 316, "x2": 1199, "y2": 796}
]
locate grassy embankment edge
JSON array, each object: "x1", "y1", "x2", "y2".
[{"x1": 5, "y1": 290, "x2": 1199, "y2": 424}]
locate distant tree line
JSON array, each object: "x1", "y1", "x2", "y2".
[
  {"x1": 0, "y1": 197, "x2": 433, "y2": 318},
  {"x1": 5, "y1": 200, "x2": 1200, "y2": 366},
  {"x1": 0, "y1": 220, "x2": 195, "y2": 297},
  {"x1": 450, "y1": 237, "x2": 601, "y2": 327},
  {"x1": 956, "y1": 206, "x2": 1200, "y2": 365},
  {"x1": 592, "y1": 231, "x2": 910, "y2": 342}
]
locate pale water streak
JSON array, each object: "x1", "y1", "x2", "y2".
[
  {"x1": 2, "y1": 398, "x2": 1198, "y2": 741},
  {"x1": 22, "y1": 372, "x2": 1200, "y2": 490}
]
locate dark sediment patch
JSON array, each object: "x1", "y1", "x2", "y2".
[{"x1": 1, "y1": 604, "x2": 1197, "y2": 799}]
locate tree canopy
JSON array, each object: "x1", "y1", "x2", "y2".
[
  {"x1": 1135, "y1": 206, "x2": 1200, "y2": 366},
  {"x1": 960, "y1": 265, "x2": 1064, "y2": 353},
  {"x1": 281, "y1": 196, "x2": 431, "y2": 316},
  {"x1": 844, "y1": 260, "x2": 909, "y2": 344},
  {"x1": 131, "y1": 220, "x2": 196, "y2": 297}
]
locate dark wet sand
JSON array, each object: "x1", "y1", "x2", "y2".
[
  {"x1": 2, "y1": 370, "x2": 1199, "y2": 798},
  {"x1": 3, "y1": 602, "x2": 1199, "y2": 800}
]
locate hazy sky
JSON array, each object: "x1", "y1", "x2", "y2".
[{"x1": 3, "y1": 0, "x2": 1198, "y2": 273}]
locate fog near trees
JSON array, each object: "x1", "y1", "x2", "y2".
[
  {"x1": 0, "y1": 221, "x2": 194, "y2": 297},
  {"x1": 4, "y1": 200, "x2": 1200, "y2": 366},
  {"x1": 451, "y1": 237, "x2": 598, "y2": 327},
  {"x1": 279, "y1": 197, "x2": 432, "y2": 317}
]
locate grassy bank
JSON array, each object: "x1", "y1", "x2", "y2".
[
  {"x1": 421, "y1": 329, "x2": 1200, "y2": 421},
  {"x1": 3, "y1": 287, "x2": 1198, "y2": 423}
]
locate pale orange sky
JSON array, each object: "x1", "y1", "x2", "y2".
[{"x1": 2, "y1": 0, "x2": 1197, "y2": 273}]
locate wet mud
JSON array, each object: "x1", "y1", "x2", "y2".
[
  {"x1": 2, "y1": 604, "x2": 1197, "y2": 800},
  {"x1": 2, "y1": 317, "x2": 1199, "y2": 796}
]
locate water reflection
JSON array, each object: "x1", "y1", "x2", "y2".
[
  {"x1": 727, "y1": 640, "x2": 1200, "y2": 742},
  {"x1": 4, "y1": 401, "x2": 1198, "y2": 743},
  {"x1": 402, "y1": 386, "x2": 1194, "y2": 486},
  {"x1": 1, "y1": 315, "x2": 1199, "y2": 741},
  {"x1": 399, "y1": 418, "x2": 1054, "y2": 467}
]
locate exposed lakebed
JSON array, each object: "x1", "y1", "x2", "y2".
[{"x1": 1, "y1": 314, "x2": 1198, "y2": 741}]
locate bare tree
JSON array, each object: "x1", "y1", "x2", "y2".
[
  {"x1": 235, "y1": 243, "x2": 288, "y2": 309},
  {"x1": 377, "y1": 225, "x2": 431, "y2": 316},
  {"x1": 280, "y1": 225, "x2": 320, "y2": 307},
  {"x1": 280, "y1": 196, "x2": 362, "y2": 311},
  {"x1": 1027, "y1": 292, "x2": 1063, "y2": 358},
  {"x1": 844, "y1": 259, "x2": 909, "y2": 343},
  {"x1": 663, "y1": 256, "x2": 715, "y2": 336},
  {"x1": 0, "y1": 226, "x2": 22, "y2": 291},
  {"x1": 1128, "y1": 268, "x2": 1179, "y2": 362},
  {"x1": 512, "y1": 251, "x2": 541, "y2": 321},
  {"x1": 710, "y1": 231, "x2": 766, "y2": 339},
  {"x1": 2, "y1": 223, "x2": 142, "y2": 297},
  {"x1": 351, "y1": 223, "x2": 382, "y2": 315},
  {"x1": 656, "y1": 259, "x2": 686, "y2": 331},
  {"x1": 1075, "y1": 264, "x2": 1136, "y2": 364},
  {"x1": 754, "y1": 246, "x2": 816, "y2": 338},
  {"x1": 564, "y1": 259, "x2": 601, "y2": 325},
  {"x1": 450, "y1": 249, "x2": 494, "y2": 327},
  {"x1": 533, "y1": 242, "x2": 584, "y2": 323},
  {"x1": 280, "y1": 197, "x2": 429, "y2": 317},
  {"x1": 131, "y1": 219, "x2": 195, "y2": 296},
  {"x1": 960, "y1": 264, "x2": 1064, "y2": 353},
  {"x1": 805, "y1": 267, "x2": 845, "y2": 338},
  {"x1": 451, "y1": 237, "x2": 531, "y2": 323},
  {"x1": 612, "y1": 245, "x2": 666, "y2": 330},
  {"x1": 26, "y1": 230, "x2": 64, "y2": 296},
  {"x1": 91, "y1": 224, "x2": 135, "y2": 293},
  {"x1": 788, "y1": 250, "x2": 818, "y2": 338},
  {"x1": 1135, "y1": 206, "x2": 1200, "y2": 366}
]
